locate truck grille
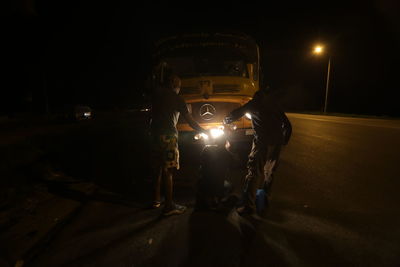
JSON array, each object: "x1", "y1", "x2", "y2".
[
  {"x1": 213, "y1": 84, "x2": 241, "y2": 93},
  {"x1": 179, "y1": 102, "x2": 241, "y2": 123}
]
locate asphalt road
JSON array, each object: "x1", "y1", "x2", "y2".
[
  {"x1": 256, "y1": 114, "x2": 400, "y2": 266},
  {"x1": 6, "y1": 112, "x2": 400, "y2": 267}
]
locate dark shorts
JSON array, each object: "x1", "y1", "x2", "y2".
[{"x1": 151, "y1": 135, "x2": 180, "y2": 170}]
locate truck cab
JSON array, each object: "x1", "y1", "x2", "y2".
[{"x1": 150, "y1": 32, "x2": 260, "y2": 144}]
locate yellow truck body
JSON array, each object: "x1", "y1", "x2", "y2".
[{"x1": 151, "y1": 32, "x2": 260, "y2": 143}]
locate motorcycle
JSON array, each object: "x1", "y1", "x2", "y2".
[{"x1": 194, "y1": 124, "x2": 241, "y2": 211}]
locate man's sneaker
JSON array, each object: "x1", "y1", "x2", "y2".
[
  {"x1": 163, "y1": 204, "x2": 187, "y2": 216},
  {"x1": 152, "y1": 201, "x2": 162, "y2": 209},
  {"x1": 150, "y1": 197, "x2": 165, "y2": 209}
]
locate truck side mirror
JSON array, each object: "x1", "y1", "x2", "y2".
[
  {"x1": 247, "y1": 63, "x2": 254, "y2": 80},
  {"x1": 253, "y1": 63, "x2": 259, "y2": 81}
]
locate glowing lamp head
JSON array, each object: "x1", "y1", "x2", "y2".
[{"x1": 313, "y1": 45, "x2": 324, "y2": 54}]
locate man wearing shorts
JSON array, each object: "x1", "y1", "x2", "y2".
[{"x1": 150, "y1": 73, "x2": 207, "y2": 216}]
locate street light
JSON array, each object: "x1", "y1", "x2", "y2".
[{"x1": 313, "y1": 45, "x2": 331, "y2": 114}]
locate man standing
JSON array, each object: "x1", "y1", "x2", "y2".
[
  {"x1": 223, "y1": 87, "x2": 292, "y2": 217},
  {"x1": 150, "y1": 73, "x2": 207, "y2": 216}
]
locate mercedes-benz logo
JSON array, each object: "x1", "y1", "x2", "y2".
[{"x1": 199, "y1": 104, "x2": 216, "y2": 120}]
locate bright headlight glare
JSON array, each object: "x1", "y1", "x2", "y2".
[
  {"x1": 194, "y1": 133, "x2": 209, "y2": 140},
  {"x1": 210, "y1": 128, "x2": 224, "y2": 138},
  {"x1": 245, "y1": 113, "x2": 252, "y2": 119},
  {"x1": 201, "y1": 133, "x2": 209, "y2": 140}
]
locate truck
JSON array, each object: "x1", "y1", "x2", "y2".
[{"x1": 150, "y1": 32, "x2": 261, "y2": 146}]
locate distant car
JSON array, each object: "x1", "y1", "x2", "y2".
[
  {"x1": 54, "y1": 105, "x2": 93, "y2": 122},
  {"x1": 129, "y1": 93, "x2": 151, "y2": 113},
  {"x1": 73, "y1": 105, "x2": 92, "y2": 121}
]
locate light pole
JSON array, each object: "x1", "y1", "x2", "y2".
[{"x1": 313, "y1": 45, "x2": 331, "y2": 114}]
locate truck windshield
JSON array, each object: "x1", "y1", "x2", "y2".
[{"x1": 164, "y1": 56, "x2": 248, "y2": 78}]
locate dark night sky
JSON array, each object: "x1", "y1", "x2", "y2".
[{"x1": 2, "y1": 0, "x2": 400, "y2": 116}]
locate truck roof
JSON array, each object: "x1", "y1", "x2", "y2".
[{"x1": 152, "y1": 31, "x2": 259, "y2": 62}]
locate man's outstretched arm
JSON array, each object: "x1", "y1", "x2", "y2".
[
  {"x1": 182, "y1": 112, "x2": 207, "y2": 134},
  {"x1": 223, "y1": 100, "x2": 254, "y2": 124}
]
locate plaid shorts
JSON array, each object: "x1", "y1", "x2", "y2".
[{"x1": 152, "y1": 135, "x2": 180, "y2": 170}]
